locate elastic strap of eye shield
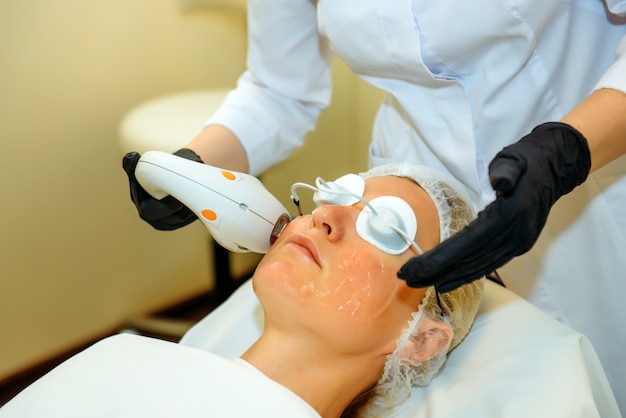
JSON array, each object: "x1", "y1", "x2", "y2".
[
  {"x1": 434, "y1": 286, "x2": 445, "y2": 318},
  {"x1": 290, "y1": 182, "x2": 310, "y2": 216},
  {"x1": 431, "y1": 272, "x2": 503, "y2": 317},
  {"x1": 485, "y1": 270, "x2": 505, "y2": 287},
  {"x1": 290, "y1": 179, "x2": 377, "y2": 216}
]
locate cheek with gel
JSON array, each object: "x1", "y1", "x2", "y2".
[
  {"x1": 309, "y1": 249, "x2": 393, "y2": 320},
  {"x1": 334, "y1": 251, "x2": 376, "y2": 317},
  {"x1": 334, "y1": 271, "x2": 371, "y2": 317},
  {"x1": 295, "y1": 279, "x2": 331, "y2": 303}
]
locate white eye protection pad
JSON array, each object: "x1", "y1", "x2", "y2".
[{"x1": 290, "y1": 174, "x2": 423, "y2": 255}]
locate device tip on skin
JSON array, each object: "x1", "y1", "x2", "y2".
[{"x1": 270, "y1": 213, "x2": 292, "y2": 245}]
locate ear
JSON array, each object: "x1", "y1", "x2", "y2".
[{"x1": 398, "y1": 318, "x2": 453, "y2": 365}]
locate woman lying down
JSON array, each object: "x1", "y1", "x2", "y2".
[
  {"x1": 0, "y1": 163, "x2": 483, "y2": 418},
  {"x1": 246, "y1": 163, "x2": 483, "y2": 417}
]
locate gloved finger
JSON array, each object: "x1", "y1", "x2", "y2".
[
  {"x1": 397, "y1": 191, "x2": 526, "y2": 286},
  {"x1": 122, "y1": 152, "x2": 142, "y2": 181},
  {"x1": 434, "y1": 256, "x2": 508, "y2": 293},
  {"x1": 136, "y1": 192, "x2": 184, "y2": 221},
  {"x1": 398, "y1": 227, "x2": 516, "y2": 292},
  {"x1": 123, "y1": 152, "x2": 158, "y2": 210},
  {"x1": 144, "y1": 202, "x2": 197, "y2": 231},
  {"x1": 397, "y1": 208, "x2": 505, "y2": 283},
  {"x1": 431, "y1": 245, "x2": 519, "y2": 292},
  {"x1": 398, "y1": 229, "x2": 506, "y2": 287},
  {"x1": 123, "y1": 151, "x2": 170, "y2": 211},
  {"x1": 488, "y1": 155, "x2": 526, "y2": 195}
]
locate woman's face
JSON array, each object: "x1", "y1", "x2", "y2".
[{"x1": 253, "y1": 175, "x2": 440, "y2": 356}]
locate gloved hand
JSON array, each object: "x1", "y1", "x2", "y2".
[
  {"x1": 122, "y1": 148, "x2": 204, "y2": 231},
  {"x1": 397, "y1": 122, "x2": 591, "y2": 292}
]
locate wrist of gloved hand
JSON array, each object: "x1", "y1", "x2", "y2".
[{"x1": 123, "y1": 148, "x2": 205, "y2": 231}]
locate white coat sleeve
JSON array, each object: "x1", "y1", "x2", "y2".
[
  {"x1": 593, "y1": 1, "x2": 626, "y2": 93},
  {"x1": 205, "y1": 0, "x2": 334, "y2": 176}
]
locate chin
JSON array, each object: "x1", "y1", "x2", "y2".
[{"x1": 254, "y1": 259, "x2": 304, "y2": 297}]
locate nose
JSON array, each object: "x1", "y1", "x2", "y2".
[{"x1": 312, "y1": 205, "x2": 350, "y2": 242}]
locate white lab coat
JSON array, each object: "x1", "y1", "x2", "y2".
[{"x1": 206, "y1": 0, "x2": 626, "y2": 413}]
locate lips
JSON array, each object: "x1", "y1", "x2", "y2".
[{"x1": 286, "y1": 234, "x2": 322, "y2": 267}]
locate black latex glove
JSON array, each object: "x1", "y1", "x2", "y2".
[
  {"x1": 397, "y1": 122, "x2": 591, "y2": 292},
  {"x1": 122, "y1": 148, "x2": 204, "y2": 231}
]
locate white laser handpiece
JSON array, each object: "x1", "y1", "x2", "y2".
[{"x1": 134, "y1": 150, "x2": 290, "y2": 254}]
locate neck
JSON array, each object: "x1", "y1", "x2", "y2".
[{"x1": 241, "y1": 329, "x2": 386, "y2": 418}]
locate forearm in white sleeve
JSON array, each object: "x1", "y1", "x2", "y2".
[
  {"x1": 206, "y1": 0, "x2": 334, "y2": 176},
  {"x1": 593, "y1": 1, "x2": 626, "y2": 93}
]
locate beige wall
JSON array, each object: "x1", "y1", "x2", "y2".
[{"x1": 0, "y1": 0, "x2": 382, "y2": 380}]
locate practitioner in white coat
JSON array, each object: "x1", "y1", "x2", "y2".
[{"x1": 122, "y1": 0, "x2": 626, "y2": 412}]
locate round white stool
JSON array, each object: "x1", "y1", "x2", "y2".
[{"x1": 119, "y1": 89, "x2": 231, "y2": 154}]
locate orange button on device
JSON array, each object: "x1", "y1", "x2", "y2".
[
  {"x1": 202, "y1": 210, "x2": 217, "y2": 221},
  {"x1": 221, "y1": 171, "x2": 236, "y2": 181}
]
